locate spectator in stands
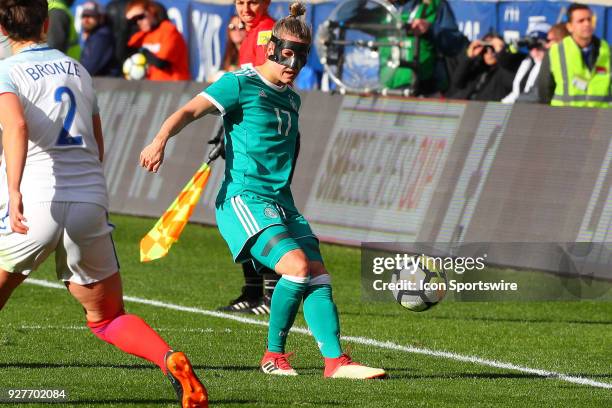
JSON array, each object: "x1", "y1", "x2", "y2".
[
  {"x1": 447, "y1": 34, "x2": 522, "y2": 101},
  {"x1": 207, "y1": 15, "x2": 247, "y2": 82},
  {"x1": 236, "y1": 0, "x2": 275, "y2": 68},
  {"x1": 501, "y1": 23, "x2": 564, "y2": 104},
  {"x1": 47, "y1": 0, "x2": 81, "y2": 59},
  {"x1": 80, "y1": 1, "x2": 120, "y2": 77},
  {"x1": 537, "y1": 3, "x2": 610, "y2": 108},
  {"x1": 107, "y1": 1, "x2": 167, "y2": 67},
  {"x1": 224, "y1": 16, "x2": 247, "y2": 72},
  {"x1": 125, "y1": 0, "x2": 190, "y2": 81}
]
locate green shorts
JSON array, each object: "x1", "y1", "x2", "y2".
[{"x1": 215, "y1": 194, "x2": 323, "y2": 270}]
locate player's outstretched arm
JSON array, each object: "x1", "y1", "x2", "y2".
[
  {"x1": 139, "y1": 95, "x2": 218, "y2": 173},
  {"x1": 0, "y1": 93, "x2": 28, "y2": 234}
]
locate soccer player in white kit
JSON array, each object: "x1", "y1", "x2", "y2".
[{"x1": 0, "y1": 2, "x2": 207, "y2": 407}]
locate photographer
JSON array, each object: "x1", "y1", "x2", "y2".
[
  {"x1": 447, "y1": 34, "x2": 522, "y2": 101},
  {"x1": 501, "y1": 23, "x2": 569, "y2": 104}
]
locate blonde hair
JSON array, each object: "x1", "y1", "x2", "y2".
[{"x1": 272, "y1": 1, "x2": 312, "y2": 44}]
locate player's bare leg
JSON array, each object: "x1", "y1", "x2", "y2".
[
  {"x1": 275, "y1": 249, "x2": 310, "y2": 277},
  {"x1": 65, "y1": 271, "x2": 124, "y2": 321},
  {"x1": 0, "y1": 270, "x2": 27, "y2": 310},
  {"x1": 67, "y1": 272, "x2": 208, "y2": 408}
]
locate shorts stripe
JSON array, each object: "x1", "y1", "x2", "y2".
[
  {"x1": 231, "y1": 196, "x2": 256, "y2": 235},
  {"x1": 261, "y1": 231, "x2": 291, "y2": 257},
  {"x1": 106, "y1": 214, "x2": 120, "y2": 270},
  {"x1": 236, "y1": 196, "x2": 260, "y2": 231}
]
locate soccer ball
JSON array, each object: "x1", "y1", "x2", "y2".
[
  {"x1": 391, "y1": 257, "x2": 447, "y2": 312},
  {"x1": 122, "y1": 53, "x2": 148, "y2": 80}
]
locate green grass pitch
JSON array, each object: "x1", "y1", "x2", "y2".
[{"x1": 0, "y1": 214, "x2": 610, "y2": 407}]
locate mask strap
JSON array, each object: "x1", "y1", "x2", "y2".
[{"x1": 268, "y1": 35, "x2": 281, "y2": 63}]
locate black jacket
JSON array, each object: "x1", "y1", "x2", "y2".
[
  {"x1": 447, "y1": 49, "x2": 523, "y2": 101},
  {"x1": 81, "y1": 25, "x2": 121, "y2": 77},
  {"x1": 105, "y1": 0, "x2": 133, "y2": 64}
]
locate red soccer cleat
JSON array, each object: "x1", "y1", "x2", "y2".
[
  {"x1": 324, "y1": 354, "x2": 386, "y2": 379},
  {"x1": 260, "y1": 351, "x2": 298, "y2": 376}
]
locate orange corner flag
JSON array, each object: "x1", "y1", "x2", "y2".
[{"x1": 140, "y1": 162, "x2": 211, "y2": 262}]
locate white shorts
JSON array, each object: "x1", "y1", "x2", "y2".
[{"x1": 0, "y1": 202, "x2": 119, "y2": 285}]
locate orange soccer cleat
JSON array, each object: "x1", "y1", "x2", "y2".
[{"x1": 165, "y1": 351, "x2": 208, "y2": 408}]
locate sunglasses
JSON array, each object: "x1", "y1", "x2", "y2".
[
  {"x1": 228, "y1": 22, "x2": 245, "y2": 31},
  {"x1": 129, "y1": 13, "x2": 147, "y2": 23}
]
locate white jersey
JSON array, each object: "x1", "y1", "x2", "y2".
[
  {"x1": 0, "y1": 43, "x2": 108, "y2": 211},
  {"x1": 0, "y1": 36, "x2": 10, "y2": 60}
]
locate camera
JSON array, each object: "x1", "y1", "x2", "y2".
[
  {"x1": 479, "y1": 42, "x2": 495, "y2": 53},
  {"x1": 517, "y1": 36, "x2": 547, "y2": 50}
]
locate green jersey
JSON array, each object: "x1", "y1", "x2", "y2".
[{"x1": 202, "y1": 68, "x2": 301, "y2": 208}]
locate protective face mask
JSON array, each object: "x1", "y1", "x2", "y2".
[{"x1": 268, "y1": 35, "x2": 310, "y2": 71}]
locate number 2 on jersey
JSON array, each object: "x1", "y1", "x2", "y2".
[
  {"x1": 275, "y1": 108, "x2": 292, "y2": 137},
  {"x1": 54, "y1": 86, "x2": 83, "y2": 146}
]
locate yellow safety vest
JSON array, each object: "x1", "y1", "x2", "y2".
[
  {"x1": 549, "y1": 36, "x2": 610, "y2": 108},
  {"x1": 48, "y1": 0, "x2": 81, "y2": 60}
]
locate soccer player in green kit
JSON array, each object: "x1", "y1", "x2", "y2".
[{"x1": 140, "y1": 2, "x2": 386, "y2": 379}]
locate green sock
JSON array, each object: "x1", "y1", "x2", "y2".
[
  {"x1": 303, "y1": 279, "x2": 342, "y2": 358},
  {"x1": 267, "y1": 276, "x2": 308, "y2": 353}
]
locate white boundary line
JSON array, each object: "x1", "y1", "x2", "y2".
[
  {"x1": 24, "y1": 278, "x2": 612, "y2": 390},
  {"x1": 10, "y1": 325, "x2": 236, "y2": 334}
]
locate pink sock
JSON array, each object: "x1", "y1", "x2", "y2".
[{"x1": 88, "y1": 313, "x2": 171, "y2": 373}]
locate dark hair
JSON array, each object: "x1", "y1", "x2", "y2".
[
  {"x1": 271, "y1": 1, "x2": 311, "y2": 44},
  {"x1": 0, "y1": 0, "x2": 48, "y2": 42},
  {"x1": 567, "y1": 3, "x2": 591, "y2": 22}
]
